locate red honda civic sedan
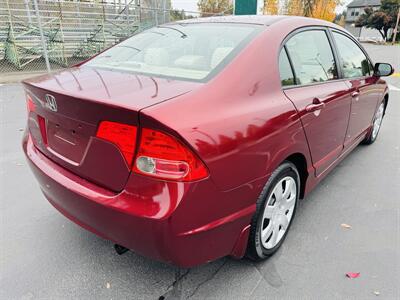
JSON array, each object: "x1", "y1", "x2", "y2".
[{"x1": 22, "y1": 16, "x2": 393, "y2": 267}]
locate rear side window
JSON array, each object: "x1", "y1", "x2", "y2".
[
  {"x1": 332, "y1": 32, "x2": 371, "y2": 78},
  {"x1": 279, "y1": 49, "x2": 295, "y2": 86},
  {"x1": 285, "y1": 30, "x2": 338, "y2": 85}
]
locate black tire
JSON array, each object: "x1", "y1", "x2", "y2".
[
  {"x1": 362, "y1": 100, "x2": 386, "y2": 145},
  {"x1": 246, "y1": 161, "x2": 300, "y2": 261}
]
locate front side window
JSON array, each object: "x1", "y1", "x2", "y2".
[
  {"x1": 285, "y1": 30, "x2": 337, "y2": 85},
  {"x1": 279, "y1": 49, "x2": 295, "y2": 86},
  {"x1": 332, "y1": 32, "x2": 371, "y2": 78},
  {"x1": 85, "y1": 23, "x2": 262, "y2": 82}
]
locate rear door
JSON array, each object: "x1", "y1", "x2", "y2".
[
  {"x1": 280, "y1": 28, "x2": 351, "y2": 176},
  {"x1": 330, "y1": 30, "x2": 382, "y2": 147}
]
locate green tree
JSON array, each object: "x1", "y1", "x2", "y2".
[
  {"x1": 334, "y1": 11, "x2": 347, "y2": 26},
  {"x1": 197, "y1": 0, "x2": 233, "y2": 17},
  {"x1": 170, "y1": 9, "x2": 187, "y2": 21},
  {"x1": 356, "y1": 0, "x2": 400, "y2": 40},
  {"x1": 166, "y1": 0, "x2": 193, "y2": 21}
]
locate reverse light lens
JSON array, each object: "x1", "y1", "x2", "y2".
[
  {"x1": 136, "y1": 156, "x2": 156, "y2": 173},
  {"x1": 133, "y1": 128, "x2": 208, "y2": 181},
  {"x1": 96, "y1": 121, "x2": 137, "y2": 166},
  {"x1": 136, "y1": 156, "x2": 189, "y2": 179}
]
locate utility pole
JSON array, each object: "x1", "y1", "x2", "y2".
[
  {"x1": 33, "y1": 0, "x2": 51, "y2": 73},
  {"x1": 392, "y1": 8, "x2": 400, "y2": 45}
]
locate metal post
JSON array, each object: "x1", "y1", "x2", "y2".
[
  {"x1": 125, "y1": 0, "x2": 129, "y2": 25},
  {"x1": 58, "y1": 0, "x2": 67, "y2": 66},
  {"x1": 33, "y1": 0, "x2": 51, "y2": 73},
  {"x1": 138, "y1": 0, "x2": 142, "y2": 32},
  {"x1": 154, "y1": 0, "x2": 158, "y2": 26},
  {"x1": 392, "y1": 8, "x2": 400, "y2": 45},
  {"x1": 74, "y1": 0, "x2": 82, "y2": 28},
  {"x1": 24, "y1": 0, "x2": 32, "y2": 25},
  {"x1": 102, "y1": 2, "x2": 106, "y2": 46},
  {"x1": 163, "y1": 0, "x2": 166, "y2": 24}
]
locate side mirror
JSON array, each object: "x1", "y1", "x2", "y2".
[{"x1": 374, "y1": 63, "x2": 394, "y2": 77}]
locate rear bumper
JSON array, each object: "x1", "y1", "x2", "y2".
[{"x1": 23, "y1": 133, "x2": 256, "y2": 267}]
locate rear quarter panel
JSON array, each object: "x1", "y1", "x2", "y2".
[{"x1": 141, "y1": 21, "x2": 316, "y2": 193}]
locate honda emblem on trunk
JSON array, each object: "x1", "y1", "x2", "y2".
[{"x1": 44, "y1": 94, "x2": 57, "y2": 112}]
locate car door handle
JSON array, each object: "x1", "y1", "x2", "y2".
[
  {"x1": 306, "y1": 99, "x2": 325, "y2": 112},
  {"x1": 351, "y1": 90, "x2": 360, "y2": 98}
]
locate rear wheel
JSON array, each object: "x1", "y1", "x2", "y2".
[
  {"x1": 363, "y1": 101, "x2": 385, "y2": 145},
  {"x1": 246, "y1": 161, "x2": 300, "y2": 260}
]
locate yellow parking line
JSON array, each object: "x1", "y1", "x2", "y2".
[{"x1": 391, "y1": 72, "x2": 400, "y2": 77}]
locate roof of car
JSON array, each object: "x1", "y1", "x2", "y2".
[
  {"x1": 176, "y1": 15, "x2": 292, "y2": 26},
  {"x1": 175, "y1": 15, "x2": 340, "y2": 29}
]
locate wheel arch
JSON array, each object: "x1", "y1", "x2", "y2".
[
  {"x1": 283, "y1": 153, "x2": 309, "y2": 199},
  {"x1": 383, "y1": 93, "x2": 389, "y2": 114},
  {"x1": 231, "y1": 151, "x2": 311, "y2": 259}
]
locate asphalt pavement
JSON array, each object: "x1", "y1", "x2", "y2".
[{"x1": 1, "y1": 44, "x2": 399, "y2": 300}]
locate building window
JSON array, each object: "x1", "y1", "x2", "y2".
[{"x1": 351, "y1": 11, "x2": 355, "y2": 16}]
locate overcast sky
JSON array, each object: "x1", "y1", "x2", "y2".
[{"x1": 171, "y1": 0, "x2": 199, "y2": 13}]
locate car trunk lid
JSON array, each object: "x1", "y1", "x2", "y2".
[{"x1": 23, "y1": 66, "x2": 200, "y2": 191}]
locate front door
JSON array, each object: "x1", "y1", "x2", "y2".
[
  {"x1": 331, "y1": 31, "x2": 382, "y2": 147},
  {"x1": 280, "y1": 29, "x2": 351, "y2": 176}
]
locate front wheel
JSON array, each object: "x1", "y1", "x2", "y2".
[
  {"x1": 363, "y1": 101, "x2": 385, "y2": 145},
  {"x1": 246, "y1": 161, "x2": 300, "y2": 261}
]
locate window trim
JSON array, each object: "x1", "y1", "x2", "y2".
[
  {"x1": 279, "y1": 26, "x2": 340, "y2": 89},
  {"x1": 326, "y1": 28, "x2": 344, "y2": 79},
  {"x1": 279, "y1": 46, "x2": 297, "y2": 86}
]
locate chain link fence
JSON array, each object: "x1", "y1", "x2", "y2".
[{"x1": 0, "y1": 0, "x2": 211, "y2": 75}]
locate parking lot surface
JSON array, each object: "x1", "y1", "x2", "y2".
[{"x1": 1, "y1": 44, "x2": 399, "y2": 299}]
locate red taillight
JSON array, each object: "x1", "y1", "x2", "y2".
[
  {"x1": 95, "y1": 122, "x2": 208, "y2": 181},
  {"x1": 96, "y1": 121, "x2": 137, "y2": 166},
  {"x1": 133, "y1": 128, "x2": 208, "y2": 181},
  {"x1": 26, "y1": 94, "x2": 36, "y2": 113}
]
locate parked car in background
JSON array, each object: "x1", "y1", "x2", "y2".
[{"x1": 22, "y1": 15, "x2": 393, "y2": 267}]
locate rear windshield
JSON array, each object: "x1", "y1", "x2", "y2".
[{"x1": 85, "y1": 23, "x2": 262, "y2": 82}]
